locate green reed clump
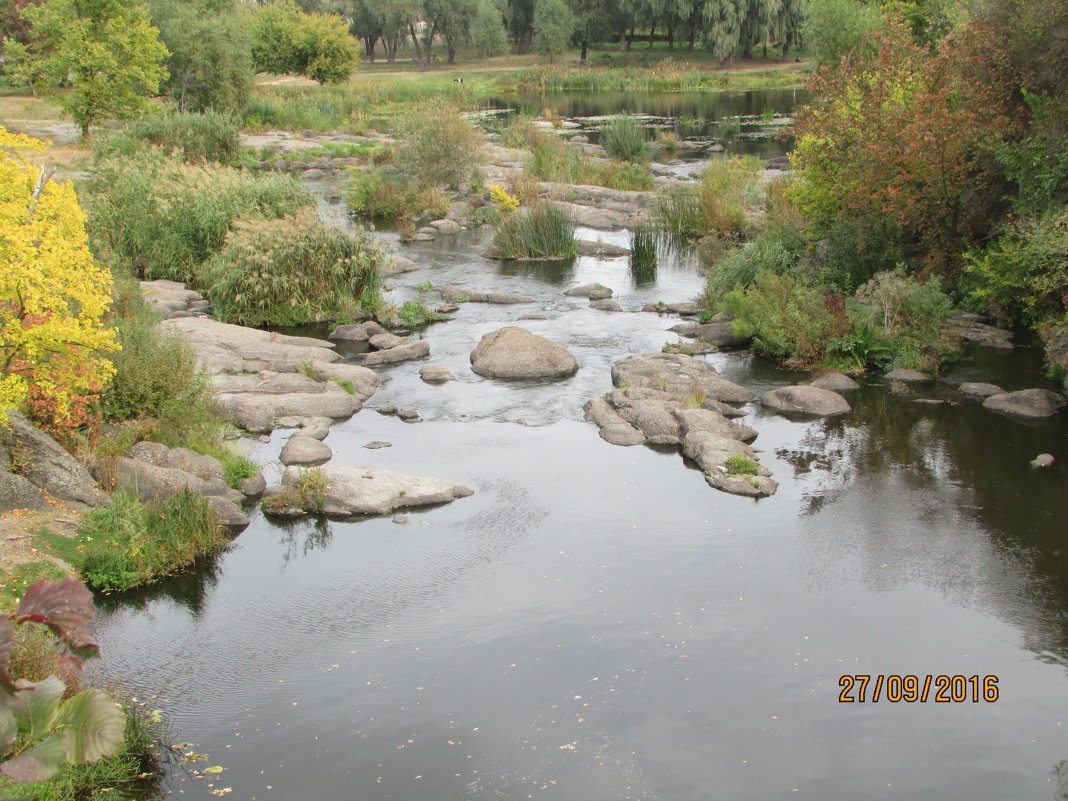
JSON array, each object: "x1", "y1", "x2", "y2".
[
  {"x1": 600, "y1": 116, "x2": 649, "y2": 163},
  {"x1": 490, "y1": 201, "x2": 577, "y2": 259},
  {"x1": 630, "y1": 226, "x2": 659, "y2": 269}
]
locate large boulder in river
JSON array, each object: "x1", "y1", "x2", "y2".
[
  {"x1": 958, "y1": 382, "x2": 1005, "y2": 398},
  {"x1": 328, "y1": 321, "x2": 385, "y2": 341},
  {"x1": 884, "y1": 368, "x2": 931, "y2": 382},
  {"x1": 125, "y1": 442, "x2": 224, "y2": 482},
  {"x1": 611, "y1": 353, "x2": 753, "y2": 404},
  {"x1": 0, "y1": 411, "x2": 108, "y2": 511},
  {"x1": 267, "y1": 463, "x2": 474, "y2": 517},
  {"x1": 471, "y1": 327, "x2": 578, "y2": 379},
  {"x1": 279, "y1": 436, "x2": 332, "y2": 466},
  {"x1": 760, "y1": 386, "x2": 851, "y2": 417},
  {"x1": 983, "y1": 388, "x2": 1064, "y2": 419},
  {"x1": 693, "y1": 322, "x2": 752, "y2": 350}
]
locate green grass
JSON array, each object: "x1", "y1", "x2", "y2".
[
  {"x1": 600, "y1": 116, "x2": 650, "y2": 163},
  {"x1": 263, "y1": 467, "x2": 329, "y2": 514},
  {"x1": 725, "y1": 453, "x2": 760, "y2": 476},
  {"x1": 43, "y1": 490, "x2": 226, "y2": 592},
  {"x1": 0, "y1": 560, "x2": 67, "y2": 612},
  {"x1": 221, "y1": 455, "x2": 260, "y2": 488},
  {"x1": 526, "y1": 135, "x2": 654, "y2": 191},
  {"x1": 490, "y1": 201, "x2": 577, "y2": 259},
  {"x1": 396, "y1": 300, "x2": 450, "y2": 329}
]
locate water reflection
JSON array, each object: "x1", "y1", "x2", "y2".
[
  {"x1": 496, "y1": 256, "x2": 575, "y2": 285},
  {"x1": 93, "y1": 549, "x2": 227, "y2": 618}
]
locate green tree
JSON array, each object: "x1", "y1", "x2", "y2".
[
  {"x1": 3, "y1": 0, "x2": 169, "y2": 138},
  {"x1": 703, "y1": 0, "x2": 744, "y2": 66},
  {"x1": 150, "y1": 0, "x2": 253, "y2": 114},
  {"x1": 533, "y1": 0, "x2": 573, "y2": 62},
  {"x1": 250, "y1": 0, "x2": 358, "y2": 83},
  {"x1": 472, "y1": 0, "x2": 508, "y2": 57},
  {"x1": 804, "y1": 0, "x2": 884, "y2": 68}
]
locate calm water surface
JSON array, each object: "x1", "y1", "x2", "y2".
[{"x1": 91, "y1": 93, "x2": 1068, "y2": 800}]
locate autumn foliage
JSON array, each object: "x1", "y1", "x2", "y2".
[
  {"x1": 789, "y1": 20, "x2": 1019, "y2": 272},
  {"x1": 0, "y1": 127, "x2": 118, "y2": 435}
]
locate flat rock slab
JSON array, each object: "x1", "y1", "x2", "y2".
[
  {"x1": 280, "y1": 437, "x2": 333, "y2": 466},
  {"x1": 471, "y1": 326, "x2": 578, "y2": 379},
  {"x1": 885, "y1": 368, "x2": 932, "y2": 382},
  {"x1": 611, "y1": 353, "x2": 753, "y2": 404},
  {"x1": 221, "y1": 388, "x2": 359, "y2": 432},
  {"x1": 983, "y1": 388, "x2": 1064, "y2": 419},
  {"x1": 364, "y1": 441, "x2": 392, "y2": 449},
  {"x1": 958, "y1": 382, "x2": 1005, "y2": 398},
  {"x1": 362, "y1": 340, "x2": 430, "y2": 366},
  {"x1": 761, "y1": 386, "x2": 851, "y2": 417},
  {"x1": 380, "y1": 256, "x2": 421, "y2": 277},
  {"x1": 271, "y1": 463, "x2": 474, "y2": 517},
  {"x1": 641, "y1": 301, "x2": 699, "y2": 315},
  {"x1": 163, "y1": 316, "x2": 339, "y2": 374},
  {"x1": 94, "y1": 457, "x2": 239, "y2": 504},
  {"x1": 565, "y1": 283, "x2": 613, "y2": 300},
  {"x1": 441, "y1": 286, "x2": 536, "y2": 304},
  {"x1": 810, "y1": 373, "x2": 861, "y2": 392}
]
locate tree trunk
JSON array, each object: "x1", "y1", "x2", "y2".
[
  {"x1": 448, "y1": 45, "x2": 456, "y2": 64},
  {"x1": 364, "y1": 37, "x2": 377, "y2": 63},
  {"x1": 409, "y1": 24, "x2": 423, "y2": 61},
  {"x1": 649, "y1": 21, "x2": 656, "y2": 48},
  {"x1": 781, "y1": 41, "x2": 790, "y2": 62},
  {"x1": 719, "y1": 53, "x2": 733, "y2": 69},
  {"x1": 667, "y1": 26, "x2": 674, "y2": 50},
  {"x1": 626, "y1": 27, "x2": 633, "y2": 50},
  {"x1": 618, "y1": 31, "x2": 626, "y2": 51},
  {"x1": 581, "y1": 39, "x2": 588, "y2": 62}
]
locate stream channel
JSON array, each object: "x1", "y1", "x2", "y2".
[{"x1": 92, "y1": 89, "x2": 1068, "y2": 801}]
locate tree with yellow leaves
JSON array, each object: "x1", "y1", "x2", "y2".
[{"x1": 0, "y1": 127, "x2": 118, "y2": 435}]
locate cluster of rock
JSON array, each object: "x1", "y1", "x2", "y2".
[
  {"x1": 93, "y1": 442, "x2": 258, "y2": 528},
  {"x1": 583, "y1": 353, "x2": 777, "y2": 497},
  {"x1": 440, "y1": 285, "x2": 534, "y2": 305}
]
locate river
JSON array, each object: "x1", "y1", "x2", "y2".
[{"x1": 90, "y1": 90, "x2": 1068, "y2": 801}]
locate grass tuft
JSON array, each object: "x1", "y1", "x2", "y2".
[{"x1": 490, "y1": 201, "x2": 577, "y2": 259}]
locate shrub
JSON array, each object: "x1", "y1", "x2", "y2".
[
  {"x1": 961, "y1": 207, "x2": 1068, "y2": 326},
  {"x1": 657, "y1": 129, "x2": 681, "y2": 156},
  {"x1": 600, "y1": 116, "x2": 650, "y2": 163},
  {"x1": 720, "y1": 271, "x2": 849, "y2": 363},
  {"x1": 56, "y1": 490, "x2": 224, "y2": 591},
  {"x1": 345, "y1": 168, "x2": 449, "y2": 220},
  {"x1": 100, "y1": 316, "x2": 213, "y2": 424},
  {"x1": 396, "y1": 300, "x2": 450, "y2": 329},
  {"x1": 490, "y1": 184, "x2": 520, "y2": 211},
  {"x1": 847, "y1": 269, "x2": 957, "y2": 371},
  {"x1": 498, "y1": 114, "x2": 542, "y2": 150},
  {"x1": 526, "y1": 135, "x2": 654, "y2": 191},
  {"x1": 397, "y1": 106, "x2": 484, "y2": 190},
  {"x1": 94, "y1": 111, "x2": 241, "y2": 164},
  {"x1": 202, "y1": 209, "x2": 383, "y2": 327},
  {"x1": 84, "y1": 152, "x2": 309, "y2": 283},
  {"x1": 490, "y1": 201, "x2": 577, "y2": 259}
]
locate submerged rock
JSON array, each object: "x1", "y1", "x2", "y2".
[
  {"x1": 958, "y1": 382, "x2": 1005, "y2": 398},
  {"x1": 420, "y1": 364, "x2": 456, "y2": 382},
  {"x1": 270, "y1": 463, "x2": 474, "y2": 517},
  {"x1": 760, "y1": 386, "x2": 851, "y2": 417},
  {"x1": 884, "y1": 368, "x2": 931, "y2": 382},
  {"x1": 810, "y1": 373, "x2": 861, "y2": 393},
  {"x1": 441, "y1": 286, "x2": 536, "y2": 305},
  {"x1": 983, "y1": 388, "x2": 1064, "y2": 419},
  {"x1": 1030, "y1": 453, "x2": 1055, "y2": 469},
  {"x1": 565, "y1": 283, "x2": 613, "y2": 300},
  {"x1": 590, "y1": 299, "x2": 624, "y2": 312},
  {"x1": 693, "y1": 322, "x2": 752, "y2": 350},
  {"x1": 611, "y1": 353, "x2": 753, "y2": 403},
  {"x1": 471, "y1": 327, "x2": 578, "y2": 379}
]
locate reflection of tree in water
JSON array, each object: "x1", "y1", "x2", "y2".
[
  {"x1": 273, "y1": 516, "x2": 333, "y2": 567},
  {"x1": 93, "y1": 547, "x2": 228, "y2": 618},
  {"x1": 779, "y1": 385, "x2": 1068, "y2": 664},
  {"x1": 496, "y1": 257, "x2": 574, "y2": 286}
]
